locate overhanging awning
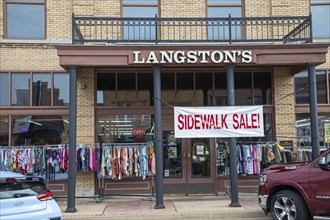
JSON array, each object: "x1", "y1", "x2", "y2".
[{"x1": 56, "y1": 44, "x2": 329, "y2": 71}]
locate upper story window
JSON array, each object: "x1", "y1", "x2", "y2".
[
  {"x1": 311, "y1": 0, "x2": 330, "y2": 40},
  {"x1": 5, "y1": 0, "x2": 46, "y2": 39},
  {"x1": 207, "y1": 0, "x2": 243, "y2": 40},
  {"x1": 0, "y1": 72, "x2": 69, "y2": 107},
  {"x1": 122, "y1": 0, "x2": 159, "y2": 41}
]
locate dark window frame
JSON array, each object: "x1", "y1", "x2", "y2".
[{"x1": 4, "y1": 0, "x2": 47, "y2": 39}]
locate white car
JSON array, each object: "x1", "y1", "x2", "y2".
[{"x1": 0, "y1": 171, "x2": 62, "y2": 220}]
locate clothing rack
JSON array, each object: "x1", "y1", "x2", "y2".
[{"x1": 95, "y1": 142, "x2": 155, "y2": 202}]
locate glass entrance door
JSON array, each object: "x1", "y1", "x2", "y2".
[
  {"x1": 190, "y1": 138, "x2": 211, "y2": 178},
  {"x1": 186, "y1": 138, "x2": 214, "y2": 194},
  {"x1": 163, "y1": 131, "x2": 214, "y2": 194}
]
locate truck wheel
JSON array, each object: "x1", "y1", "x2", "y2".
[{"x1": 270, "y1": 190, "x2": 312, "y2": 220}]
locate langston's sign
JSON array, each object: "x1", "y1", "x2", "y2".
[
  {"x1": 174, "y1": 106, "x2": 264, "y2": 138},
  {"x1": 133, "y1": 50, "x2": 253, "y2": 64}
]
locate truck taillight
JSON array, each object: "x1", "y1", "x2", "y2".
[
  {"x1": 37, "y1": 190, "x2": 53, "y2": 201},
  {"x1": 258, "y1": 174, "x2": 267, "y2": 186}
]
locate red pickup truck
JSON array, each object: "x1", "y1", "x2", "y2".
[{"x1": 258, "y1": 148, "x2": 330, "y2": 220}]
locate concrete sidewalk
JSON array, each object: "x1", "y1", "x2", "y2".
[{"x1": 57, "y1": 194, "x2": 272, "y2": 220}]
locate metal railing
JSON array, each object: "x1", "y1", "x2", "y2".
[{"x1": 72, "y1": 14, "x2": 312, "y2": 45}]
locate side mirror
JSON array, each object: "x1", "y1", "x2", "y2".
[{"x1": 318, "y1": 157, "x2": 328, "y2": 170}]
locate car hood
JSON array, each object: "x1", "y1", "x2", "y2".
[{"x1": 262, "y1": 161, "x2": 308, "y2": 173}]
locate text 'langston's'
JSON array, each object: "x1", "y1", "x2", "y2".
[{"x1": 133, "y1": 50, "x2": 253, "y2": 64}]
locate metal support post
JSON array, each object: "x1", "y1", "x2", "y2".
[
  {"x1": 66, "y1": 66, "x2": 77, "y2": 213},
  {"x1": 308, "y1": 64, "x2": 320, "y2": 159},
  {"x1": 226, "y1": 64, "x2": 241, "y2": 207},
  {"x1": 153, "y1": 65, "x2": 165, "y2": 209}
]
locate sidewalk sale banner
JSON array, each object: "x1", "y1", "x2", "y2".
[{"x1": 174, "y1": 106, "x2": 264, "y2": 138}]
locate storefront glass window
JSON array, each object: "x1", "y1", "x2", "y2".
[
  {"x1": 11, "y1": 115, "x2": 69, "y2": 145},
  {"x1": 254, "y1": 72, "x2": 272, "y2": 105},
  {"x1": 195, "y1": 72, "x2": 213, "y2": 106},
  {"x1": 262, "y1": 113, "x2": 274, "y2": 141},
  {"x1": 32, "y1": 73, "x2": 51, "y2": 106},
  {"x1": 296, "y1": 113, "x2": 330, "y2": 148},
  {"x1": 235, "y1": 72, "x2": 252, "y2": 105},
  {"x1": 96, "y1": 70, "x2": 273, "y2": 108},
  {"x1": 295, "y1": 71, "x2": 308, "y2": 104},
  {"x1": 11, "y1": 73, "x2": 30, "y2": 106},
  {"x1": 214, "y1": 72, "x2": 227, "y2": 106},
  {"x1": 118, "y1": 73, "x2": 136, "y2": 107},
  {"x1": 97, "y1": 73, "x2": 116, "y2": 106},
  {"x1": 137, "y1": 73, "x2": 152, "y2": 107},
  {"x1": 54, "y1": 73, "x2": 69, "y2": 106},
  {"x1": 97, "y1": 115, "x2": 153, "y2": 144},
  {"x1": 295, "y1": 70, "x2": 327, "y2": 104},
  {"x1": 0, "y1": 73, "x2": 9, "y2": 107},
  {"x1": 161, "y1": 73, "x2": 175, "y2": 106},
  {"x1": 316, "y1": 70, "x2": 327, "y2": 103},
  {"x1": 176, "y1": 72, "x2": 194, "y2": 106},
  {"x1": 0, "y1": 116, "x2": 9, "y2": 146},
  {"x1": 6, "y1": 0, "x2": 46, "y2": 39}
]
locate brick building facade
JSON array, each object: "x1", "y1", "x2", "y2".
[{"x1": 0, "y1": 0, "x2": 329, "y2": 197}]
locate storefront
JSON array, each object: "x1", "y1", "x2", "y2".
[{"x1": 54, "y1": 44, "x2": 328, "y2": 196}]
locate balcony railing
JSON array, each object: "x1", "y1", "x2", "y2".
[{"x1": 72, "y1": 14, "x2": 312, "y2": 45}]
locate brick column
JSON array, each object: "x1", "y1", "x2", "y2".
[
  {"x1": 273, "y1": 67, "x2": 297, "y2": 147},
  {"x1": 76, "y1": 67, "x2": 96, "y2": 197}
]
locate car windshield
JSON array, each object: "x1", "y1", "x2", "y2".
[{"x1": 0, "y1": 181, "x2": 47, "y2": 200}]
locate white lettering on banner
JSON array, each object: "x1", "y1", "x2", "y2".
[
  {"x1": 174, "y1": 106, "x2": 264, "y2": 138},
  {"x1": 133, "y1": 50, "x2": 253, "y2": 64}
]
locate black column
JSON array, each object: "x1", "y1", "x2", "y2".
[
  {"x1": 66, "y1": 66, "x2": 77, "y2": 213},
  {"x1": 226, "y1": 64, "x2": 241, "y2": 207},
  {"x1": 308, "y1": 64, "x2": 320, "y2": 159},
  {"x1": 153, "y1": 65, "x2": 165, "y2": 209}
]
